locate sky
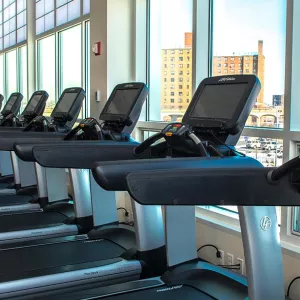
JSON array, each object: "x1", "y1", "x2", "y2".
[{"x1": 157, "y1": 0, "x2": 286, "y2": 105}]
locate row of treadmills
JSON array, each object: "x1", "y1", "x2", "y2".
[{"x1": 0, "y1": 75, "x2": 295, "y2": 300}]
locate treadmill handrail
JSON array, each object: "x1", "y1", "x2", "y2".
[
  {"x1": 0, "y1": 134, "x2": 64, "y2": 151},
  {"x1": 92, "y1": 156, "x2": 262, "y2": 191},
  {"x1": 24, "y1": 141, "x2": 139, "y2": 167},
  {"x1": 125, "y1": 167, "x2": 300, "y2": 206}
]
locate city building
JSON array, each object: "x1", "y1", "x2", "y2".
[
  {"x1": 160, "y1": 33, "x2": 193, "y2": 122},
  {"x1": 212, "y1": 40, "x2": 265, "y2": 106}
]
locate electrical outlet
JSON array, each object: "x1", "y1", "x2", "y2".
[
  {"x1": 236, "y1": 258, "x2": 244, "y2": 275},
  {"x1": 219, "y1": 250, "x2": 224, "y2": 265},
  {"x1": 226, "y1": 253, "x2": 234, "y2": 266}
]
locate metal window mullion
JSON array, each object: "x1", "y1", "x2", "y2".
[
  {"x1": 81, "y1": 21, "x2": 85, "y2": 117},
  {"x1": 55, "y1": 31, "x2": 59, "y2": 102}
]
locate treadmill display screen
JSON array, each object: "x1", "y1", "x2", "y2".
[
  {"x1": 3, "y1": 96, "x2": 17, "y2": 111},
  {"x1": 25, "y1": 95, "x2": 42, "y2": 112},
  {"x1": 106, "y1": 89, "x2": 140, "y2": 116},
  {"x1": 190, "y1": 83, "x2": 248, "y2": 120},
  {"x1": 54, "y1": 92, "x2": 78, "y2": 113}
]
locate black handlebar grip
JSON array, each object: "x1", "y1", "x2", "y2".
[
  {"x1": 134, "y1": 132, "x2": 164, "y2": 156},
  {"x1": 269, "y1": 155, "x2": 300, "y2": 182}
]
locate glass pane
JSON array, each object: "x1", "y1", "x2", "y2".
[
  {"x1": 83, "y1": 0, "x2": 90, "y2": 15},
  {"x1": 17, "y1": 0, "x2": 26, "y2": 13},
  {"x1": 67, "y1": 0, "x2": 80, "y2": 21},
  {"x1": 17, "y1": 25, "x2": 26, "y2": 44},
  {"x1": 5, "y1": 49, "x2": 17, "y2": 97},
  {"x1": 212, "y1": 0, "x2": 286, "y2": 129},
  {"x1": 36, "y1": 0, "x2": 44, "y2": 18},
  {"x1": 56, "y1": 4, "x2": 67, "y2": 27},
  {"x1": 19, "y1": 46, "x2": 27, "y2": 112},
  {"x1": 44, "y1": 11, "x2": 54, "y2": 32},
  {"x1": 37, "y1": 35, "x2": 56, "y2": 116},
  {"x1": 44, "y1": 0, "x2": 54, "y2": 14},
  {"x1": 60, "y1": 25, "x2": 82, "y2": 117},
  {"x1": 149, "y1": 0, "x2": 193, "y2": 121},
  {"x1": 17, "y1": 10, "x2": 25, "y2": 28},
  {"x1": 237, "y1": 136, "x2": 283, "y2": 167},
  {"x1": 36, "y1": 17, "x2": 44, "y2": 35}
]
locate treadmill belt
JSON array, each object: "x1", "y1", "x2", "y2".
[
  {"x1": 0, "y1": 211, "x2": 67, "y2": 232},
  {"x1": 0, "y1": 239, "x2": 124, "y2": 282}
]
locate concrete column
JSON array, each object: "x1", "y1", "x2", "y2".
[
  {"x1": 90, "y1": 0, "x2": 135, "y2": 118},
  {"x1": 26, "y1": 0, "x2": 36, "y2": 96}
]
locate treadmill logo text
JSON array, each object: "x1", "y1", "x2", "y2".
[
  {"x1": 260, "y1": 216, "x2": 272, "y2": 231},
  {"x1": 156, "y1": 285, "x2": 183, "y2": 293},
  {"x1": 218, "y1": 77, "x2": 236, "y2": 82}
]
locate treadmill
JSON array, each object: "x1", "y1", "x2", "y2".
[
  {"x1": 37, "y1": 75, "x2": 288, "y2": 300},
  {"x1": 0, "y1": 88, "x2": 85, "y2": 203},
  {"x1": 0, "y1": 90, "x2": 49, "y2": 190},
  {"x1": 0, "y1": 92, "x2": 24, "y2": 186},
  {"x1": 0, "y1": 89, "x2": 87, "y2": 244},
  {"x1": 0, "y1": 92, "x2": 23, "y2": 128},
  {"x1": 0, "y1": 90, "x2": 48, "y2": 130},
  {"x1": 0, "y1": 83, "x2": 166, "y2": 299}
]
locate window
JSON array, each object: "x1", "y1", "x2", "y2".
[
  {"x1": 230, "y1": 63, "x2": 234, "y2": 67},
  {"x1": 217, "y1": 57, "x2": 221, "y2": 61},
  {"x1": 170, "y1": 92, "x2": 174, "y2": 96},
  {"x1": 170, "y1": 57, "x2": 175, "y2": 62},
  {"x1": 179, "y1": 77, "x2": 183, "y2": 82},
  {"x1": 224, "y1": 57, "x2": 228, "y2": 61},
  {"x1": 5, "y1": 49, "x2": 17, "y2": 96},
  {"x1": 1, "y1": 0, "x2": 27, "y2": 49},
  {"x1": 179, "y1": 92, "x2": 183, "y2": 96},
  {"x1": 36, "y1": 0, "x2": 55, "y2": 35},
  {"x1": 171, "y1": 78, "x2": 175, "y2": 82},
  {"x1": 212, "y1": 1, "x2": 286, "y2": 129},
  {"x1": 36, "y1": 0, "x2": 90, "y2": 35},
  {"x1": 164, "y1": 78, "x2": 167, "y2": 82},
  {"x1": 170, "y1": 98, "x2": 174, "y2": 103},
  {"x1": 37, "y1": 34, "x2": 56, "y2": 116},
  {"x1": 148, "y1": 0, "x2": 193, "y2": 121},
  {"x1": 230, "y1": 57, "x2": 234, "y2": 61},
  {"x1": 223, "y1": 63, "x2": 228, "y2": 67},
  {"x1": 179, "y1": 85, "x2": 183, "y2": 89}
]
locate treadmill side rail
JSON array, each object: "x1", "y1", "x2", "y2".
[
  {"x1": 0, "y1": 259, "x2": 141, "y2": 299},
  {"x1": 0, "y1": 224, "x2": 78, "y2": 244}
]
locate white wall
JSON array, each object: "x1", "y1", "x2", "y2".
[{"x1": 196, "y1": 220, "x2": 300, "y2": 300}]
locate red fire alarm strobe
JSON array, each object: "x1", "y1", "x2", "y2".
[{"x1": 93, "y1": 42, "x2": 101, "y2": 56}]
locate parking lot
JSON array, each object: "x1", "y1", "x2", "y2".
[{"x1": 236, "y1": 137, "x2": 283, "y2": 167}]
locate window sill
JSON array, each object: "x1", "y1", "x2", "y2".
[{"x1": 197, "y1": 207, "x2": 300, "y2": 260}]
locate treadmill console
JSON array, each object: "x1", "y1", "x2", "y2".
[
  {"x1": 51, "y1": 87, "x2": 86, "y2": 131},
  {"x1": 183, "y1": 75, "x2": 261, "y2": 144},
  {"x1": 22, "y1": 91, "x2": 49, "y2": 123},
  {"x1": 65, "y1": 83, "x2": 148, "y2": 141},
  {"x1": 1, "y1": 92, "x2": 23, "y2": 117},
  {"x1": 100, "y1": 82, "x2": 148, "y2": 134}
]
